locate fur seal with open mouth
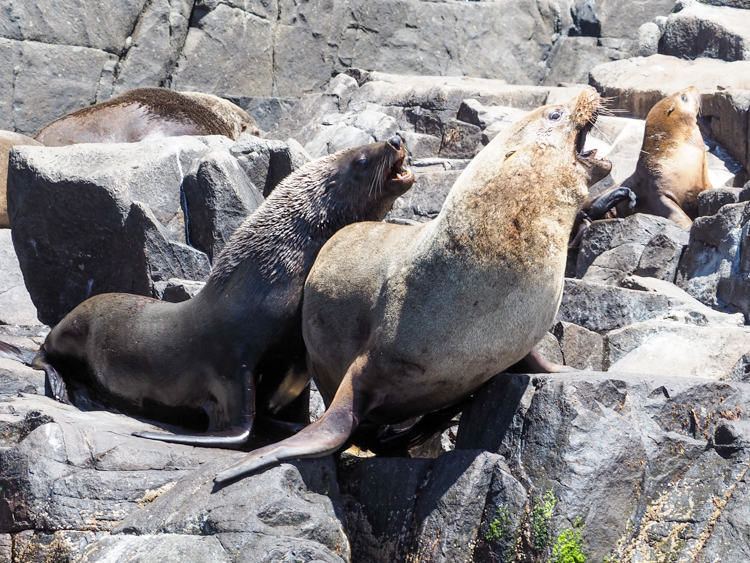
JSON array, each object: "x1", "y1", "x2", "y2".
[
  {"x1": 215, "y1": 88, "x2": 612, "y2": 482},
  {"x1": 22, "y1": 137, "x2": 414, "y2": 445}
]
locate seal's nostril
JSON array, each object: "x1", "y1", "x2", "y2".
[{"x1": 388, "y1": 135, "x2": 402, "y2": 150}]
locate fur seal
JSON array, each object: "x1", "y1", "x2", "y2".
[
  {"x1": 26, "y1": 137, "x2": 414, "y2": 445},
  {"x1": 0, "y1": 131, "x2": 42, "y2": 228},
  {"x1": 576, "y1": 87, "x2": 711, "y2": 230},
  {"x1": 215, "y1": 88, "x2": 612, "y2": 482},
  {"x1": 34, "y1": 88, "x2": 260, "y2": 146}
]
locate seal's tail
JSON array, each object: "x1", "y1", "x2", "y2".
[{"x1": 0, "y1": 339, "x2": 36, "y2": 365}]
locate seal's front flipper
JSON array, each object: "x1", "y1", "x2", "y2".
[
  {"x1": 215, "y1": 373, "x2": 363, "y2": 483},
  {"x1": 133, "y1": 423, "x2": 253, "y2": 448},
  {"x1": 31, "y1": 352, "x2": 73, "y2": 405},
  {"x1": 510, "y1": 347, "x2": 575, "y2": 374},
  {"x1": 359, "y1": 400, "x2": 466, "y2": 455}
]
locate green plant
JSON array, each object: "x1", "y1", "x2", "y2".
[
  {"x1": 486, "y1": 506, "x2": 512, "y2": 542},
  {"x1": 548, "y1": 517, "x2": 587, "y2": 563},
  {"x1": 532, "y1": 489, "x2": 557, "y2": 551}
]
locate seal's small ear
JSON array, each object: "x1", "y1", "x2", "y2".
[{"x1": 667, "y1": 104, "x2": 675, "y2": 116}]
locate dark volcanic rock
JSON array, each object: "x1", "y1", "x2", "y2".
[
  {"x1": 457, "y1": 372, "x2": 750, "y2": 563},
  {"x1": 556, "y1": 278, "x2": 670, "y2": 332}
]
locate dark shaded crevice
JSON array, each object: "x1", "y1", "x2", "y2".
[{"x1": 165, "y1": 0, "x2": 199, "y2": 88}]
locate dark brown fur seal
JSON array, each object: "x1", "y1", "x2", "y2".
[
  {"x1": 0, "y1": 131, "x2": 42, "y2": 228},
  {"x1": 576, "y1": 87, "x2": 711, "y2": 231},
  {"x1": 34, "y1": 88, "x2": 260, "y2": 146},
  {"x1": 30, "y1": 137, "x2": 414, "y2": 446},
  {"x1": 216, "y1": 89, "x2": 612, "y2": 482}
]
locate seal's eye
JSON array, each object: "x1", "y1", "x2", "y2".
[
  {"x1": 356, "y1": 157, "x2": 367, "y2": 167},
  {"x1": 681, "y1": 94, "x2": 688, "y2": 102},
  {"x1": 549, "y1": 110, "x2": 562, "y2": 121}
]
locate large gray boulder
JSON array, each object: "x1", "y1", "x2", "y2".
[
  {"x1": 7, "y1": 137, "x2": 220, "y2": 325},
  {"x1": 660, "y1": 1, "x2": 750, "y2": 62}
]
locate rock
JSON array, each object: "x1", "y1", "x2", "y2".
[
  {"x1": 607, "y1": 320, "x2": 750, "y2": 378},
  {"x1": 701, "y1": 89, "x2": 750, "y2": 178},
  {"x1": 676, "y1": 201, "x2": 750, "y2": 320},
  {"x1": 0, "y1": 0, "x2": 145, "y2": 53},
  {"x1": 439, "y1": 119, "x2": 482, "y2": 159},
  {"x1": 7, "y1": 138, "x2": 218, "y2": 325},
  {"x1": 590, "y1": 54, "x2": 750, "y2": 118},
  {"x1": 584, "y1": 0, "x2": 674, "y2": 39},
  {"x1": 699, "y1": 186, "x2": 744, "y2": 216},
  {"x1": 620, "y1": 274, "x2": 745, "y2": 327},
  {"x1": 341, "y1": 457, "x2": 433, "y2": 563},
  {"x1": 171, "y1": 3, "x2": 275, "y2": 97},
  {"x1": 0, "y1": 358, "x2": 44, "y2": 397},
  {"x1": 634, "y1": 223, "x2": 690, "y2": 283},
  {"x1": 108, "y1": 456, "x2": 349, "y2": 562},
  {"x1": 556, "y1": 278, "x2": 670, "y2": 332},
  {"x1": 535, "y1": 331, "x2": 564, "y2": 366},
  {"x1": 78, "y1": 534, "x2": 232, "y2": 563},
  {"x1": 182, "y1": 146, "x2": 264, "y2": 261},
  {"x1": 661, "y1": 2, "x2": 750, "y2": 62},
  {"x1": 0, "y1": 229, "x2": 40, "y2": 326},
  {"x1": 457, "y1": 372, "x2": 750, "y2": 562},
  {"x1": 582, "y1": 242, "x2": 645, "y2": 286},
  {"x1": 456, "y1": 100, "x2": 527, "y2": 132},
  {"x1": 576, "y1": 214, "x2": 673, "y2": 278},
  {"x1": 630, "y1": 21, "x2": 662, "y2": 57},
  {"x1": 112, "y1": 0, "x2": 193, "y2": 95},
  {"x1": 153, "y1": 278, "x2": 205, "y2": 303},
  {"x1": 226, "y1": 97, "x2": 298, "y2": 135},
  {"x1": 409, "y1": 451, "x2": 512, "y2": 563},
  {"x1": 0, "y1": 39, "x2": 119, "y2": 136},
  {"x1": 0, "y1": 394, "x2": 228, "y2": 534},
  {"x1": 541, "y1": 36, "x2": 627, "y2": 87},
  {"x1": 552, "y1": 321, "x2": 605, "y2": 370},
  {"x1": 386, "y1": 159, "x2": 468, "y2": 223}
]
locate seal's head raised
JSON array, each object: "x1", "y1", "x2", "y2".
[
  {"x1": 322, "y1": 135, "x2": 415, "y2": 222},
  {"x1": 501, "y1": 88, "x2": 612, "y2": 194}
]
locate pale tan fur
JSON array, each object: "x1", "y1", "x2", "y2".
[{"x1": 614, "y1": 86, "x2": 711, "y2": 229}]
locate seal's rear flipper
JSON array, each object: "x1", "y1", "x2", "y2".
[
  {"x1": 509, "y1": 347, "x2": 575, "y2": 374},
  {"x1": 215, "y1": 373, "x2": 362, "y2": 483},
  {"x1": 0, "y1": 340, "x2": 36, "y2": 365},
  {"x1": 133, "y1": 424, "x2": 253, "y2": 448},
  {"x1": 359, "y1": 400, "x2": 466, "y2": 455}
]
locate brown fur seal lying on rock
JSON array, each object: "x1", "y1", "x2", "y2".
[
  {"x1": 215, "y1": 88, "x2": 612, "y2": 482},
  {"x1": 34, "y1": 88, "x2": 260, "y2": 146},
  {"x1": 0, "y1": 131, "x2": 42, "y2": 228},
  {"x1": 574, "y1": 87, "x2": 710, "y2": 231},
  {"x1": 9, "y1": 137, "x2": 413, "y2": 445}
]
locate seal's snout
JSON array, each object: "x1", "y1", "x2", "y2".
[{"x1": 388, "y1": 135, "x2": 402, "y2": 150}]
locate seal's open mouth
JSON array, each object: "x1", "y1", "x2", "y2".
[
  {"x1": 575, "y1": 118, "x2": 596, "y2": 159},
  {"x1": 388, "y1": 154, "x2": 413, "y2": 182}
]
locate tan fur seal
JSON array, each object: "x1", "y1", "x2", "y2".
[
  {"x1": 34, "y1": 88, "x2": 260, "y2": 146},
  {"x1": 24, "y1": 137, "x2": 414, "y2": 445},
  {"x1": 216, "y1": 88, "x2": 612, "y2": 482},
  {"x1": 577, "y1": 87, "x2": 711, "y2": 230},
  {"x1": 0, "y1": 131, "x2": 42, "y2": 228}
]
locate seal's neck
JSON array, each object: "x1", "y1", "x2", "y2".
[{"x1": 426, "y1": 147, "x2": 582, "y2": 274}]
